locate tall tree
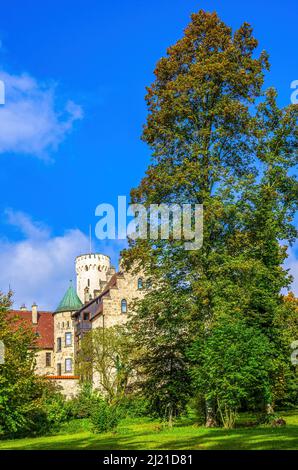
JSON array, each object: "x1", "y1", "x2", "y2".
[
  {"x1": 78, "y1": 326, "x2": 132, "y2": 403},
  {"x1": 127, "y1": 283, "x2": 193, "y2": 426},
  {"x1": 189, "y1": 317, "x2": 274, "y2": 428},
  {"x1": 123, "y1": 10, "x2": 297, "y2": 425},
  {"x1": 0, "y1": 292, "x2": 45, "y2": 436}
]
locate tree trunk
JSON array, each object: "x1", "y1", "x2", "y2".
[
  {"x1": 168, "y1": 404, "x2": 173, "y2": 428},
  {"x1": 266, "y1": 403, "x2": 274, "y2": 415},
  {"x1": 205, "y1": 400, "x2": 217, "y2": 428}
]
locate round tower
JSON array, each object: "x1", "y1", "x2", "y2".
[
  {"x1": 53, "y1": 281, "x2": 83, "y2": 379},
  {"x1": 75, "y1": 253, "x2": 111, "y2": 303}
]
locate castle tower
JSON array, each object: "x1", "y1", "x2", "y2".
[
  {"x1": 75, "y1": 253, "x2": 111, "y2": 303},
  {"x1": 53, "y1": 281, "x2": 83, "y2": 379}
]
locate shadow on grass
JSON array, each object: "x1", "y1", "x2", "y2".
[
  {"x1": 155, "y1": 425, "x2": 298, "y2": 450},
  {"x1": 1, "y1": 411, "x2": 298, "y2": 451}
]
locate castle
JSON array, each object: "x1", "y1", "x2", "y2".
[{"x1": 10, "y1": 252, "x2": 144, "y2": 397}]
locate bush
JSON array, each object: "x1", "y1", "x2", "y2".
[
  {"x1": 257, "y1": 412, "x2": 286, "y2": 427},
  {"x1": 0, "y1": 380, "x2": 70, "y2": 439},
  {"x1": 42, "y1": 393, "x2": 70, "y2": 427},
  {"x1": 21, "y1": 406, "x2": 50, "y2": 437},
  {"x1": 3, "y1": 392, "x2": 70, "y2": 439},
  {"x1": 90, "y1": 399, "x2": 120, "y2": 434},
  {"x1": 67, "y1": 382, "x2": 99, "y2": 419},
  {"x1": 117, "y1": 396, "x2": 150, "y2": 419},
  {"x1": 16, "y1": 388, "x2": 71, "y2": 437}
]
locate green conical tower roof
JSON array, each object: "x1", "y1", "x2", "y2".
[{"x1": 55, "y1": 281, "x2": 83, "y2": 313}]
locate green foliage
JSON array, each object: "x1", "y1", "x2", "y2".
[
  {"x1": 58, "y1": 417, "x2": 91, "y2": 435},
  {"x1": 126, "y1": 284, "x2": 193, "y2": 426},
  {"x1": 189, "y1": 395, "x2": 206, "y2": 426},
  {"x1": 77, "y1": 326, "x2": 132, "y2": 403},
  {"x1": 0, "y1": 291, "x2": 48, "y2": 437},
  {"x1": 189, "y1": 318, "x2": 274, "y2": 428},
  {"x1": 40, "y1": 386, "x2": 70, "y2": 429},
  {"x1": 13, "y1": 381, "x2": 71, "y2": 437},
  {"x1": 67, "y1": 382, "x2": 99, "y2": 419},
  {"x1": 0, "y1": 338, "x2": 70, "y2": 439},
  {"x1": 122, "y1": 9, "x2": 298, "y2": 428},
  {"x1": 90, "y1": 398, "x2": 120, "y2": 434},
  {"x1": 21, "y1": 406, "x2": 50, "y2": 437},
  {"x1": 117, "y1": 396, "x2": 150, "y2": 419}
]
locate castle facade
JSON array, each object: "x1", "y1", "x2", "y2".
[{"x1": 9, "y1": 253, "x2": 144, "y2": 397}]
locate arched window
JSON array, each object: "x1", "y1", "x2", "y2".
[
  {"x1": 137, "y1": 278, "x2": 143, "y2": 290},
  {"x1": 85, "y1": 265, "x2": 89, "y2": 271},
  {"x1": 121, "y1": 299, "x2": 127, "y2": 314},
  {"x1": 87, "y1": 278, "x2": 90, "y2": 287}
]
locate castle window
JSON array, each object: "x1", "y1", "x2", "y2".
[
  {"x1": 87, "y1": 279, "x2": 90, "y2": 287},
  {"x1": 46, "y1": 352, "x2": 51, "y2": 367},
  {"x1": 57, "y1": 363, "x2": 61, "y2": 375},
  {"x1": 121, "y1": 299, "x2": 127, "y2": 314},
  {"x1": 85, "y1": 265, "x2": 89, "y2": 271},
  {"x1": 83, "y1": 312, "x2": 89, "y2": 321},
  {"x1": 65, "y1": 358, "x2": 72, "y2": 373},
  {"x1": 138, "y1": 278, "x2": 143, "y2": 290},
  {"x1": 57, "y1": 337, "x2": 62, "y2": 352},
  {"x1": 65, "y1": 332, "x2": 72, "y2": 347}
]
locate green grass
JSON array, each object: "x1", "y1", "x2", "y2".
[{"x1": 0, "y1": 411, "x2": 297, "y2": 450}]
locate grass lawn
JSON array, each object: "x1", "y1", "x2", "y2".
[{"x1": 0, "y1": 411, "x2": 297, "y2": 450}]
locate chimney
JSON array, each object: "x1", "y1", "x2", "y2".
[
  {"x1": 20, "y1": 304, "x2": 27, "y2": 311},
  {"x1": 32, "y1": 303, "x2": 38, "y2": 324}
]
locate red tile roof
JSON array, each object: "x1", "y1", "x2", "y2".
[
  {"x1": 8, "y1": 310, "x2": 54, "y2": 349},
  {"x1": 45, "y1": 376, "x2": 79, "y2": 380}
]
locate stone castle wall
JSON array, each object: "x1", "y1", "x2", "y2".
[
  {"x1": 91, "y1": 270, "x2": 145, "y2": 391},
  {"x1": 35, "y1": 349, "x2": 55, "y2": 376},
  {"x1": 53, "y1": 310, "x2": 76, "y2": 376},
  {"x1": 91, "y1": 271, "x2": 145, "y2": 329},
  {"x1": 38, "y1": 256, "x2": 145, "y2": 396},
  {"x1": 46, "y1": 376, "x2": 80, "y2": 399}
]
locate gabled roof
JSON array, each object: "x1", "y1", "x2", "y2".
[
  {"x1": 8, "y1": 310, "x2": 54, "y2": 349},
  {"x1": 55, "y1": 281, "x2": 83, "y2": 313},
  {"x1": 73, "y1": 273, "x2": 122, "y2": 320}
]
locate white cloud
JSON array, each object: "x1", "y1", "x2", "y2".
[
  {"x1": 5, "y1": 208, "x2": 50, "y2": 240},
  {"x1": 0, "y1": 211, "x2": 89, "y2": 310},
  {"x1": 0, "y1": 70, "x2": 83, "y2": 159}
]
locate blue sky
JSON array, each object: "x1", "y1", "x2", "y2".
[{"x1": 0, "y1": 0, "x2": 297, "y2": 308}]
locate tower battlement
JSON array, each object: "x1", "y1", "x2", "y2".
[{"x1": 75, "y1": 253, "x2": 111, "y2": 303}]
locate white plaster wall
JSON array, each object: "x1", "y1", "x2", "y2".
[{"x1": 75, "y1": 253, "x2": 111, "y2": 303}]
